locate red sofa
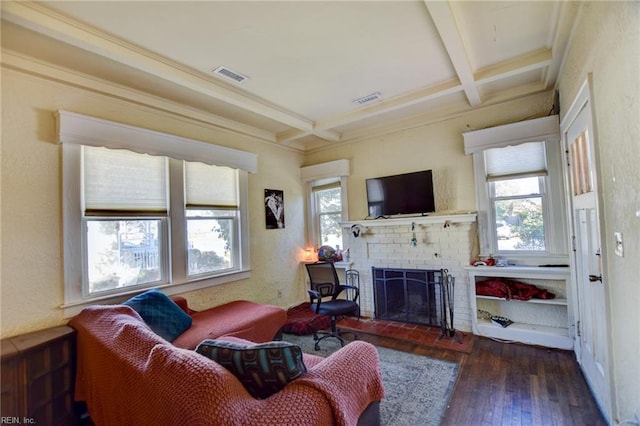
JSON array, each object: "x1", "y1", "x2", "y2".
[
  {"x1": 70, "y1": 305, "x2": 384, "y2": 426},
  {"x1": 170, "y1": 297, "x2": 286, "y2": 349}
]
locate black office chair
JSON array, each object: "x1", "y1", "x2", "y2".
[{"x1": 305, "y1": 262, "x2": 359, "y2": 350}]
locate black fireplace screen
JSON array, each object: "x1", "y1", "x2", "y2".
[{"x1": 372, "y1": 267, "x2": 446, "y2": 328}]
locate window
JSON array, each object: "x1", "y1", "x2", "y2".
[
  {"x1": 463, "y1": 116, "x2": 568, "y2": 264},
  {"x1": 83, "y1": 146, "x2": 168, "y2": 294},
  {"x1": 485, "y1": 142, "x2": 547, "y2": 252},
  {"x1": 58, "y1": 111, "x2": 256, "y2": 314},
  {"x1": 185, "y1": 161, "x2": 240, "y2": 277},
  {"x1": 313, "y1": 183, "x2": 342, "y2": 248},
  {"x1": 300, "y1": 160, "x2": 350, "y2": 251}
]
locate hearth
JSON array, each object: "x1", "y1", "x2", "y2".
[{"x1": 372, "y1": 267, "x2": 453, "y2": 334}]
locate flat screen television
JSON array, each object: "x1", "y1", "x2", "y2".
[{"x1": 366, "y1": 170, "x2": 435, "y2": 217}]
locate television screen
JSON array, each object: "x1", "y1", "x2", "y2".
[{"x1": 366, "y1": 170, "x2": 435, "y2": 217}]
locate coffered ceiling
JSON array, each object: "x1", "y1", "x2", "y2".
[{"x1": 1, "y1": 1, "x2": 579, "y2": 152}]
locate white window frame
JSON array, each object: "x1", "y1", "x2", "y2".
[
  {"x1": 464, "y1": 116, "x2": 569, "y2": 265},
  {"x1": 58, "y1": 111, "x2": 256, "y2": 316},
  {"x1": 311, "y1": 181, "x2": 343, "y2": 248},
  {"x1": 301, "y1": 160, "x2": 350, "y2": 249}
]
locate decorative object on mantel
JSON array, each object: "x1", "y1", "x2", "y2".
[
  {"x1": 410, "y1": 222, "x2": 418, "y2": 247},
  {"x1": 264, "y1": 189, "x2": 285, "y2": 229},
  {"x1": 342, "y1": 211, "x2": 477, "y2": 229}
]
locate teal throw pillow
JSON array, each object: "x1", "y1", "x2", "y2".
[
  {"x1": 123, "y1": 289, "x2": 192, "y2": 342},
  {"x1": 195, "y1": 339, "x2": 307, "y2": 399}
]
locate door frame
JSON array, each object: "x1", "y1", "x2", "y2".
[{"x1": 560, "y1": 74, "x2": 615, "y2": 422}]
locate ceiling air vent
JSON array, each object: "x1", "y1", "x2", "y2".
[
  {"x1": 353, "y1": 92, "x2": 382, "y2": 106},
  {"x1": 213, "y1": 66, "x2": 249, "y2": 84}
]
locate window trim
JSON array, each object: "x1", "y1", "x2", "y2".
[
  {"x1": 464, "y1": 116, "x2": 569, "y2": 265},
  {"x1": 58, "y1": 111, "x2": 256, "y2": 317}
]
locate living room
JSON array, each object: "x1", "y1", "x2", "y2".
[{"x1": 1, "y1": 1, "x2": 638, "y2": 425}]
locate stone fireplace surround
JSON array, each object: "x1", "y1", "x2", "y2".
[{"x1": 340, "y1": 213, "x2": 477, "y2": 333}]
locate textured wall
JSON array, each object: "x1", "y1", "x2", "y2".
[
  {"x1": 557, "y1": 2, "x2": 640, "y2": 423},
  {"x1": 0, "y1": 44, "x2": 555, "y2": 340},
  {"x1": 0, "y1": 68, "x2": 306, "y2": 337},
  {"x1": 304, "y1": 90, "x2": 553, "y2": 221}
]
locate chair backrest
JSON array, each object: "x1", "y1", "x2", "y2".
[{"x1": 305, "y1": 262, "x2": 340, "y2": 298}]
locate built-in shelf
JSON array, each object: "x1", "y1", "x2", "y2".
[
  {"x1": 342, "y1": 212, "x2": 477, "y2": 228},
  {"x1": 465, "y1": 265, "x2": 570, "y2": 279},
  {"x1": 476, "y1": 295, "x2": 568, "y2": 306},
  {"x1": 476, "y1": 318, "x2": 571, "y2": 349},
  {"x1": 466, "y1": 265, "x2": 573, "y2": 350}
]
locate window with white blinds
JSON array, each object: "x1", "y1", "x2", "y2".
[
  {"x1": 485, "y1": 141, "x2": 547, "y2": 181},
  {"x1": 59, "y1": 111, "x2": 254, "y2": 314},
  {"x1": 185, "y1": 162, "x2": 238, "y2": 208},
  {"x1": 300, "y1": 160, "x2": 350, "y2": 251},
  {"x1": 83, "y1": 146, "x2": 168, "y2": 213},
  {"x1": 463, "y1": 116, "x2": 568, "y2": 264}
]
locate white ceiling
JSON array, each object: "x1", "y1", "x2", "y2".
[{"x1": 1, "y1": 1, "x2": 578, "y2": 152}]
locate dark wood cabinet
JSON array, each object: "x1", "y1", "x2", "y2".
[{"x1": 1, "y1": 326, "x2": 79, "y2": 425}]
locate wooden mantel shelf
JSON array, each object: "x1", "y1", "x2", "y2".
[{"x1": 341, "y1": 212, "x2": 477, "y2": 228}]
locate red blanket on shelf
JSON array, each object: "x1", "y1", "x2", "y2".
[{"x1": 476, "y1": 278, "x2": 556, "y2": 301}]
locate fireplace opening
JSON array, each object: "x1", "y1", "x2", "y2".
[{"x1": 372, "y1": 267, "x2": 445, "y2": 328}]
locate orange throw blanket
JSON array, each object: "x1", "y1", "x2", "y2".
[{"x1": 70, "y1": 305, "x2": 384, "y2": 426}]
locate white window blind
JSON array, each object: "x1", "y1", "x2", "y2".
[
  {"x1": 83, "y1": 146, "x2": 168, "y2": 212},
  {"x1": 185, "y1": 161, "x2": 238, "y2": 207},
  {"x1": 485, "y1": 141, "x2": 547, "y2": 181}
]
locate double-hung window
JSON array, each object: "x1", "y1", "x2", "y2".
[
  {"x1": 301, "y1": 160, "x2": 350, "y2": 251},
  {"x1": 312, "y1": 182, "x2": 343, "y2": 248},
  {"x1": 464, "y1": 116, "x2": 568, "y2": 264},
  {"x1": 83, "y1": 146, "x2": 169, "y2": 293},
  {"x1": 485, "y1": 142, "x2": 548, "y2": 252},
  {"x1": 59, "y1": 111, "x2": 256, "y2": 315},
  {"x1": 184, "y1": 162, "x2": 240, "y2": 277}
]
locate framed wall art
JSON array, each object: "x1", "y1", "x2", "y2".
[{"x1": 264, "y1": 189, "x2": 285, "y2": 229}]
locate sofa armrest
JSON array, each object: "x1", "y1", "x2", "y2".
[
  {"x1": 171, "y1": 296, "x2": 192, "y2": 315},
  {"x1": 209, "y1": 338, "x2": 383, "y2": 425},
  {"x1": 288, "y1": 341, "x2": 384, "y2": 425}
]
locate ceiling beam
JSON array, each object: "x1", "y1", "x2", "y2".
[
  {"x1": 1, "y1": 1, "x2": 316, "y2": 133},
  {"x1": 314, "y1": 79, "x2": 462, "y2": 131},
  {"x1": 312, "y1": 128, "x2": 342, "y2": 143},
  {"x1": 338, "y1": 83, "x2": 551, "y2": 145},
  {"x1": 276, "y1": 127, "x2": 341, "y2": 144},
  {"x1": 475, "y1": 49, "x2": 553, "y2": 84},
  {"x1": 424, "y1": 1, "x2": 481, "y2": 107},
  {"x1": 276, "y1": 129, "x2": 309, "y2": 144}
]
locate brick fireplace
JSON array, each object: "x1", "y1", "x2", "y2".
[{"x1": 340, "y1": 213, "x2": 477, "y2": 333}]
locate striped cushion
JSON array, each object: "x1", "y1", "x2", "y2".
[{"x1": 195, "y1": 339, "x2": 306, "y2": 399}]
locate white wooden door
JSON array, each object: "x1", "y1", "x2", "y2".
[{"x1": 562, "y1": 78, "x2": 611, "y2": 421}]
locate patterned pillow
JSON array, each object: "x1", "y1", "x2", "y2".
[
  {"x1": 195, "y1": 339, "x2": 307, "y2": 399},
  {"x1": 123, "y1": 289, "x2": 192, "y2": 342}
]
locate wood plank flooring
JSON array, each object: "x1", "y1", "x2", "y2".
[{"x1": 353, "y1": 332, "x2": 606, "y2": 426}]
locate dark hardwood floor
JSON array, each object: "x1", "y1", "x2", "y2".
[{"x1": 353, "y1": 332, "x2": 606, "y2": 426}]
